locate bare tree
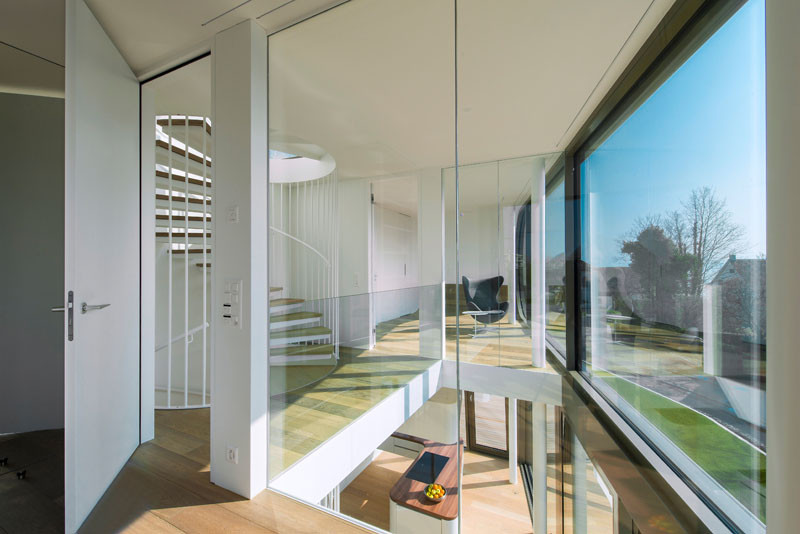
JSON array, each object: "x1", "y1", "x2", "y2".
[
  {"x1": 663, "y1": 209, "x2": 688, "y2": 255},
  {"x1": 680, "y1": 187, "x2": 745, "y2": 294}
]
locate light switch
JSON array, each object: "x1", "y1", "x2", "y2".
[
  {"x1": 227, "y1": 205, "x2": 239, "y2": 224},
  {"x1": 223, "y1": 278, "x2": 243, "y2": 329}
]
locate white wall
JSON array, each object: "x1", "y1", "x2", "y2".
[
  {"x1": 338, "y1": 178, "x2": 371, "y2": 347},
  {"x1": 373, "y1": 203, "x2": 419, "y2": 323},
  {"x1": 0, "y1": 92, "x2": 65, "y2": 434},
  {"x1": 418, "y1": 169, "x2": 444, "y2": 359},
  {"x1": 393, "y1": 387, "x2": 459, "y2": 443},
  {"x1": 211, "y1": 19, "x2": 268, "y2": 499}
]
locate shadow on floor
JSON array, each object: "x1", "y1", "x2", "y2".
[{"x1": 0, "y1": 429, "x2": 64, "y2": 534}]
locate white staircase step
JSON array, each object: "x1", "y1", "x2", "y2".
[
  {"x1": 157, "y1": 118, "x2": 211, "y2": 150},
  {"x1": 156, "y1": 215, "x2": 212, "y2": 229},
  {"x1": 156, "y1": 139, "x2": 211, "y2": 167},
  {"x1": 156, "y1": 148, "x2": 213, "y2": 178},
  {"x1": 156, "y1": 195, "x2": 211, "y2": 211},
  {"x1": 156, "y1": 171, "x2": 212, "y2": 195},
  {"x1": 270, "y1": 311, "x2": 322, "y2": 330},
  {"x1": 168, "y1": 248, "x2": 211, "y2": 255},
  {"x1": 270, "y1": 298, "x2": 304, "y2": 314},
  {"x1": 270, "y1": 326, "x2": 331, "y2": 346},
  {"x1": 269, "y1": 343, "x2": 335, "y2": 365},
  {"x1": 157, "y1": 237, "x2": 211, "y2": 246}
]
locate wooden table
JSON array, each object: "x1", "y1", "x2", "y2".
[{"x1": 389, "y1": 433, "x2": 462, "y2": 533}]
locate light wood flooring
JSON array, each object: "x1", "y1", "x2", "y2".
[
  {"x1": 444, "y1": 314, "x2": 557, "y2": 373},
  {"x1": 79, "y1": 408, "x2": 371, "y2": 534},
  {"x1": 269, "y1": 313, "x2": 439, "y2": 479},
  {"x1": 269, "y1": 310, "x2": 555, "y2": 480}
]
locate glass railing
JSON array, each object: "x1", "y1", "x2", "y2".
[{"x1": 268, "y1": 284, "x2": 443, "y2": 482}]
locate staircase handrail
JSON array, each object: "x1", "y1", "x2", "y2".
[
  {"x1": 155, "y1": 322, "x2": 209, "y2": 353},
  {"x1": 269, "y1": 226, "x2": 330, "y2": 267}
]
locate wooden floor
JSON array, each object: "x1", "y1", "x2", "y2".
[
  {"x1": 444, "y1": 314, "x2": 557, "y2": 373},
  {"x1": 269, "y1": 311, "x2": 555, "y2": 480},
  {"x1": 80, "y1": 408, "x2": 371, "y2": 534},
  {"x1": 269, "y1": 313, "x2": 439, "y2": 479},
  {"x1": 341, "y1": 450, "x2": 532, "y2": 534}
]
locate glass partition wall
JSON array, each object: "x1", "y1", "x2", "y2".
[
  {"x1": 443, "y1": 154, "x2": 562, "y2": 372},
  {"x1": 266, "y1": 1, "x2": 453, "y2": 529},
  {"x1": 264, "y1": 0, "x2": 767, "y2": 533}
]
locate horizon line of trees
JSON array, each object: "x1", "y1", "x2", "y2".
[{"x1": 615, "y1": 187, "x2": 747, "y2": 329}]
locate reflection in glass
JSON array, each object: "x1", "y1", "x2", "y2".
[
  {"x1": 545, "y1": 176, "x2": 567, "y2": 356},
  {"x1": 443, "y1": 155, "x2": 561, "y2": 371},
  {"x1": 579, "y1": 0, "x2": 766, "y2": 529}
]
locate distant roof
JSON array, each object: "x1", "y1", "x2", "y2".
[{"x1": 710, "y1": 256, "x2": 766, "y2": 286}]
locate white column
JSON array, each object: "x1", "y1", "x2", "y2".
[
  {"x1": 532, "y1": 402, "x2": 547, "y2": 534},
  {"x1": 210, "y1": 19, "x2": 269, "y2": 498},
  {"x1": 506, "y1": 207, "x2": 517, "y2": 325},
  {"x1": 508, "y1": 398, "x2": 517, "y2": 484},
  {"x1": 702, "y1": 283, "x2": 721, "y2": 376},
  {"x1": 530, "y1": 158, "x2": 546, "y2": 367},
  {"x1": 767, "y1": 0, "x2": 800, "y2": 530}
]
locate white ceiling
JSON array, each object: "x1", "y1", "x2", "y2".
[
  {"x1": 0, "y1": 0, "x2": 339, "y2": 97},
  {"x1": 0, "y1": 0, "x2": 677, "y2": 182},
  {"x1": 148, "y1": 56, "x2": 211, "y2": 117},
  {"x1": 85, "y1": 0, "x2": 343, "y2": 77},
  {"x1": 268, "y1": 0, "x2": 676, "y2": 179}
]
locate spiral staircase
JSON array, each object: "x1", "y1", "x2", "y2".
[{"x1": 154, "y1": 115, "x2": 338, "y2": 408}]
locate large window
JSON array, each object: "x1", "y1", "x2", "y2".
[{"x1": 577, "y1": 0, "x2": 766, "y2": 530}]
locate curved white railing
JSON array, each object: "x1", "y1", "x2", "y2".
[
  {"x1": 154, "y1": 115, "x2": 213, "y2": 410},
  {"x1": 269, "y1": 170, "x2": 339, "y2": 360},
  {"x1": 155, "y1": 322, "x2": 209, "y2": 353},
  {"x1": 270, "y1": 227, "x2": 330, "y2": 267}
]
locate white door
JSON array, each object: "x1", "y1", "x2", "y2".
[{"x1": 64, "y1": 0, "x2": 140, "y2": 531}]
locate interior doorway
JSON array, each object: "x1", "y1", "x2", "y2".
[
  {"x1": 0, "y1": 91, "x2": 66, "y2": 534},
  {"x1": 464, "y1": 391, "x2": 509, "y2": 457},
  {"x1": 369, "y1": 175, "x2": 421, "y2": 346},
  {"x1": 143, "y1": 56, "x2": 213, "y2": 414}
]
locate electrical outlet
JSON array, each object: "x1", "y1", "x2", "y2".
[
  {"x1": 227, "y1": 205, "x2": 239, "y2": 224},
  {"x1": 226, "y1": 446, "x2": 239, "y2": 464}
]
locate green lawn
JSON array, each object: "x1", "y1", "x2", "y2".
[{"x1": 601, "y1": 376, "x2": 766, "y2": 523}]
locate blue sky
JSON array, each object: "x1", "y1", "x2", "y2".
[{"x1": 579, "y1": 0, "x2": 766, "y2": 268}]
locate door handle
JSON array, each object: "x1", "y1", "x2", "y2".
[
  {"x1": 52, "y1": 291, "x2": 74, "y2": 341},
  {"x1": 81, "y1": 302, "x2": 110, "y2": 314}
]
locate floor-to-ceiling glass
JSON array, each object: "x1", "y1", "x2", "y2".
[
  {"x1": 267, "y1": 1, "x2": 453, "y2": 530},
  {"x1": 578, "y1": 1, "x2": 766, "y2": 530}
]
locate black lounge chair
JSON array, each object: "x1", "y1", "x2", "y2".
[{"x1": 462, "y1": 275, "x2": 509, "y2": 335}]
